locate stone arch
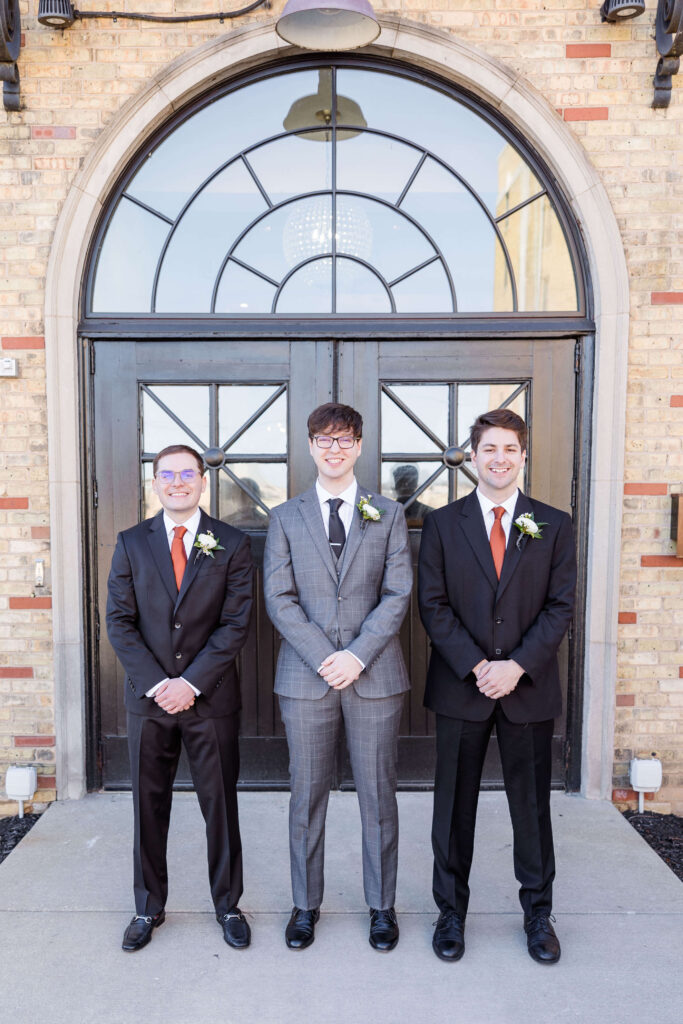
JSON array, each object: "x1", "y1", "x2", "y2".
[{"x1": 46, "y1": 17, "x2": 627, "y2": 802}]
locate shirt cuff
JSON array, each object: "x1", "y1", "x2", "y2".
[
  {"x1": 145, "y1": 677, "x2": 200, "y2": 698},
  {"x1": 344, "y1": 650, "x2": 365, "y2": 671}
]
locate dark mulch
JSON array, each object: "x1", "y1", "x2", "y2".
[
  {"x1": 0, "y1": 813, "x2": 41, "y2": 866},
  {"x1": 623, "y1": 810, "x2": 683, "y2": 883}
]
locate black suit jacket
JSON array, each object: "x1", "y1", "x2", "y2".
[
  {"x1": 418, "y1": 491, "x2": 576, "y2": 724},
  {"x1": 106, "y1": 510, "x2": 254, "y2": 718}
]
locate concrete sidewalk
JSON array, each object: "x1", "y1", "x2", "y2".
[{"x1": 0, "y1": 792, "x2": 681, "y2": 1024}]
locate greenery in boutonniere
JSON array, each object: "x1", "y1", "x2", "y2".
[
  {"x1": 514, "y1": 512, "x2": 548, "y2": 549},
  {"x1": 357, "y1": 495, "x2": 384, "y2": 522},
  {"x1": 193, "y1": 530, "x2": 225, "y2": 558}
]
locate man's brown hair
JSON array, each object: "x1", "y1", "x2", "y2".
[
  {"x1": 470, "y1": 409, "x2": 528, "y2": 453},
  {"x1": 153, "y1": 444, "x2": 205, "y2": 476},
  {"x1": 307, "y1": 403, "x2": 363, "y2": 439}
]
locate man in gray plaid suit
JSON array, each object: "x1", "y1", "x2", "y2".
[{"x1": 264, "y1": 403, "x2": 412, "y2": 952}]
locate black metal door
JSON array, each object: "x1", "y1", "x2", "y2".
[
  {"x1": 92, "y1": 339, "x2": 332, "y2": 788},
  {"x1": 91, "y1": 337, "x2": 576, "y2": 789},
  {"x1": 338, "y1": 338, "x2": 577, "y2": 787}
]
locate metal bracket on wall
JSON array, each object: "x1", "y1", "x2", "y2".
[
  {"x1": 653, "y1": 0, "x2": 683, "y2": 108},
  {"x1": 0, "y1": 0, "x2": 20, "y2": 112}
]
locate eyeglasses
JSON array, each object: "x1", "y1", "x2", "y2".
[
  {"x1": 156, "y1": 469, "x2": 201, "y2": 483},
  {"x1": 312, "y1": 435, "x2": 358, "y2": 450}
]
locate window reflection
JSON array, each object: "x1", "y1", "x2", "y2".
[
  {"x1": 91, "y1": 65, "x2": 580, "y2": 316},
  {"x1": 498, "y1": 195, "x2": 578, "y2": 312},
  {"x1": 219, "y1": 463, "x2": 286, "y2": 528},
  {"x1": 382, "y1": 462, "x2": 448, "y2": 524},
  {"x1": 219, "y1": 387, "x2": 287, "y2": 455},
  {"x1": 142, "y1": 386, "x2": 210, "y2": 453},
  {"x1": 381, "y1": 385, "x2": 448, "y2": 452}
]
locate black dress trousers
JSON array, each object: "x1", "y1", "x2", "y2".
[
  {"x1": 128, "y1": 707, "x2": 243, "y2": 916},
  {"x1": 432, "y1": 702, "x2": 555, "y2": 919}
]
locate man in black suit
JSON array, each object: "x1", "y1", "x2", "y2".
[
  {"x1": 418, "y1": 409, "x2": 576, "y2": 965},
  {"x1": 106, "y1": 444, "x2": 253, "y2": 952}
]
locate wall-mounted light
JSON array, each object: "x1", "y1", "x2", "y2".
[
  {"x1": 276, "y1": 0, "x2": 380, "y2": 51},
  {"x1": 600, "y1": 0, "x2": 646, "y2": 20},
  {"x1": 5, "y1": 765, "x2": 37, "y2": 819},
  {"x1": 629, "y1": 755, "x2": 662, "y2": 814},
  {"x1": 37, "y1": 1, "x2": 270, "y2": 31}
]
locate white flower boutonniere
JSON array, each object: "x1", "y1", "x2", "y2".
[
  {"x1": 193, "y1": 530, "x2": 225, "y2": 558},
  {"x1": 514, "y1": 512, "x2": 548, "y2": 549},
  {"x1": 357, "y1": 495, "x2": 384, "y2": 523}
]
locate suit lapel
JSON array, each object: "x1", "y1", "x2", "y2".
[
  {"x1": 496, "y1": 492, "x2": 527, "y2": 601},
  {"x1": 458, "y1": 490, "x2": 498, "y2": 593},
  {"x1": 175, "y1": 509, "x2": 209, "y2": 610},
  {"x1": 299, "y1": 488, "x2": 338, "y2": 585},
  {"x1": 337, "y1": 485, "x2": 367, "y2": 587},
  {"x1": 146, "y1": 512, "x2": 178, "y2": 604}
]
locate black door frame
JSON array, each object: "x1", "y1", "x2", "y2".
[{"x1": 81, "y1": 329, "x2": 593, "y2": 793}]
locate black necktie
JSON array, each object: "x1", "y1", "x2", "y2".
[{"x1": 327, "y1": 498, "x2": 346, "y2": 561}]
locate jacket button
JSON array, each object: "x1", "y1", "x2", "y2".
[
  {"x1": 337, "y1": 596, "x2": 342, "y2": 602},
  {"x1": 495, "y1": 648, "x2": 502, "y2": 656},
  {"x1": 175, "y1": 652, "x2": 182, "y2": 660},
  {"x1": 174, "y1": 622, "x2": 181, "y2": 629},
  {"x1": 495, "y1": 618, "x2": 503, "y2": 624}
]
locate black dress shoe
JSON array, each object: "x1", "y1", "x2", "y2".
[
  {"x1": 217, "y1": 908, "x2": 251, "y2": 949},
  {"x1": 285, "y1": 907, "x2": 320, "y2": 950},
  {"x1": 369, "y1": 907, "x2": 399, "y2": 952},
  {"x1": 121, "y1": 910, "x2": 165, "y2": 952},
  {"x1": 432, "y1": 908, "x2": 465, "y2": 962},
  {"x1": 525, "y1": 912, "x2": 561, "y2": 964}
]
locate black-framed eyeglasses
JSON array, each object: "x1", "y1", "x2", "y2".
[
  {"x1": 156, "y1": 469, "x2": 202, "y2": 483},
  {"x1": 311, "y1": 435, "x2": 358, "y2": 450}
]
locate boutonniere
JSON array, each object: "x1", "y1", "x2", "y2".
[
  {"x1": 193, "y1": 530, "x2": 225, "y2": 558},
  {"x1": 514, "y1": 512, "x2": 548, "y2": 549},
  {"x1": 357, "y1": 495, "x2": 384, "y2": 523}
]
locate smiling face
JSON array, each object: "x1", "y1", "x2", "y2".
[
  {"x1": 151, "y1": 452, "x2": 206, "y2": 523},
  {"x1": 471, "y1": 426, "x2": 526, "y2": 502},
  {"x1": 309, "y1": 422, "x2": 362, "y2": 494}
]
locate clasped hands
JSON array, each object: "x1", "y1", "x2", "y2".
[
  {"x1": 318, "y1": 650, "x2": 362, "y2": 690},
  {"x1": 154, "y1": 678, "x2": 196, "y2": 714},
  {"x1": 473, "y1": 658, "x2": 524, "y2": 700}
]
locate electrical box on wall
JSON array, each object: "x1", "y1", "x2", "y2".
[{"x1": 0, "y1": 357, "x2": 18, "y2": 377}]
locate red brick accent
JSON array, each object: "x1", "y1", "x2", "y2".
[
  {"x1": 616, "y1": 694, "x2": 635, "y2": 707},
  {"x1": 612, "y1": 789, "x2": 653, "y2": 803},
  {"x1": 566, "y1": 43, "x2": 611, "y2": 58},
  {"x1": 0, "y1": 667, "x2": 33, "y2": 678},
  {"x1": 9, "y1": 597, "x2": 52, "y2": 609},
  {"x1": 680, "y1": 667, "x2": 683, "y2": 678},
  {"x1": 618, "y1": 612, "x2": 637, "y2": 624},
  {"x1": 671, "y1": 396, "x2": 683, "y2": 408},
  {"x1": 31, "y1": 126, "x2": 76, "y2": 140},
  {"x1": 1, "y1": 336, "x2": 45, "y2": 349},
  {"x1": 564, "y1": 107, "x2": 609, "y2": 122},
  {"x1": 14, "y1": 736, "x2": 55, "y2": 747},
  {"x1": 651, "y1": 292, "x2": 683, "y2": 305},
  {"x1": 0, "y1": 497, "x2": 28, "y2": 509},
  {"x1": 37, "y1": 775, "x2": 56, "y2": 789},
  {"x1": 640, "y1": 556, "x2": 683, "y2": 567},
  {"x1": 31, "y1": 526, "x2": 50, "y2": 540},
  {"x1": 624, "y1": 483, "x2": 668, "y2": 496}
]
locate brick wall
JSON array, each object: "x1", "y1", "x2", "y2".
[{"x1": 0, "y1": 1, "x2": 681, "y2": 813}]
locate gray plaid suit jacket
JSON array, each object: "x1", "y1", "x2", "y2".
[{"x1": 264, "y1": 485, "x2": 412, "y2": 699}]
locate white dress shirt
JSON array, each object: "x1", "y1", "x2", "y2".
[
  {"x1": 475, "y1": 487, "x2": 520, "y2": 545},
  {"x1": 315, "y1": 477, "x2": 365, "y2": 673},
  {"x1": 315, "y1": 478, "x2": 358, "y2": 536},
  {"x1": 145, "y1": 507, "x2": 203, "y2": 699}
]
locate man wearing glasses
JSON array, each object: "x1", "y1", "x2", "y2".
[
  {"x1": 264, "y1": 403, "x2": 412, "y2": 952},
  {"x1": 106, "y1": 444, "x2": 253, "y2": 952}
]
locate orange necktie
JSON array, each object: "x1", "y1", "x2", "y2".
[
  {"x1": 490, "y1": 506, "x2": 506, "y2": 579},
  {"x1": 171, "y1": 525, "x2": 188, "y2": 590}
]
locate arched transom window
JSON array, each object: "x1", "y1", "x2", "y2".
[{"x1": 89, "y1": 63, "x2": 581, "y2": 316}]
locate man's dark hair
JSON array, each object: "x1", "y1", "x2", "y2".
[
  {"x1": 308, "y1": 403, "x2": 363, "y2": 439},
  {"x1": 153, "y1": 444, "x2": 205, "y2": 476},
  {"x1": 470, "y1": 409, "x2": 528, "y2": 453}
]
